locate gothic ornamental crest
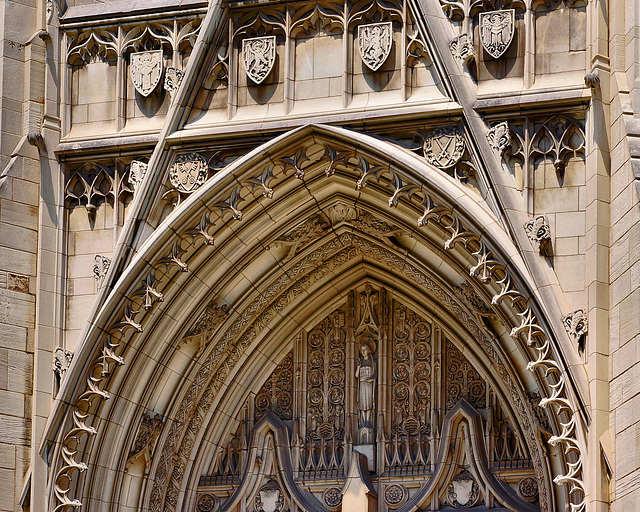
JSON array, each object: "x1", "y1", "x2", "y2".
[
  {"x1": 358, "y1": 22, "x2": 392, "y2": 71},
  {"x1": 169, "y1": 153, "x2": 208, "y2": 193},
  {"x1": 423, "y1": 127, "x2": 465, "y2": 169},
  {"x1": 130, "y1": 50, "x2": 163, "y2": 96},
  {"x1": 242, "y1": 36, "x2": 276, "y2": 84},
  {"x1": 479, "y1": 9, "x2": 515, "y2": 59}
]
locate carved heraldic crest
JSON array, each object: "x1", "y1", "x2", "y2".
[
  {"x1": 479, "y1": 9, "x2": 515, "y2": 59},
  {"x1": 242, "y1": 36, "x2": 276, "y2": 84},
  {"x1": 358, "y1": 22, "x2": 393, "y2": 71},
  {"x1": 169, "y1": 153, "x2": 208, "y2": 193},
  {"x1": 130, "y1": 51, "x2": 163, "y2": 96},
  {"x1": 423, "y1": 127, "x2": 465, "y2": 169}
]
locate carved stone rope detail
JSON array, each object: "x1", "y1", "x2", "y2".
[{"x1": 53, "y1": 138, "x2": 583, "y2": 512}]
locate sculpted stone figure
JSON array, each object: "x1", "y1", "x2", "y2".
[{"x1": 356, "y1": 342, "x2": 376, "y2": 442}]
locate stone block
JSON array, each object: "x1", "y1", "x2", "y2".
[
  {"x1": 0, "y1": 199, "x2": 38, "y2": 230},
  {"x1": 7, "y1": 349, "x2": 32, "y2": 395},
  {"x1": 11, "y1": 178, "x2": 39, "y2": 206},
  {"x1": 0, "y1": 324, "x2": 26, "y2": 351},
  {"x1": 0, "y1": 415, "x2": 30, "y2": 445},
  {"x1": 0, "y1": 390, "x2": 25, "y2": 417},
  {"x1": 0, "y1": 467, "x2": 16, "y2": 509},
  {"x1": 555, "y1": 211, "x2": 585, "y2": 237}
]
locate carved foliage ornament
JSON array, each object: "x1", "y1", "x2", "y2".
[
  {"x1": 524, "y1": 215, "x2": 551, "y2": 255},
  {"x1": 242, "y1": 36, "x2": 276, "y2": 84},
  {"x1": 423, "y1": 127, "x2": 465, "y2": 169},
  {"x1": 164, "y1": 66, "x2": 184, "y2": 97},
  {"x1": 486, "y1": 121, "x2": 511, "y2": 155},
  {"x1": 129, "y1": 161, "x2": 148, "y2": 191},
  {"x1": 358, "y1": 22, "x2": 393, "y2": 71},
  {"x1": 479, "y1": 10, "x2": 515, "y2": 59},
  {"x1": 562, "y1": 309, "x2": 588, "y2": 346},
  {"x1": 53, "y1": 347, "x2": 74, "y2": 381},
  {"x1": 449, "y1": 33, "x2": 474, "y2": 64},
  {"x1": 322, "y1": 487, "x2": 342, "y2": 509},
  {"x1": 93, "y1": 255, "x2": 111, "y2": 284},
  {"x1": 169, "y1": 153, "x2": 208, "y2": 193},
  {"x1": 131, "y1": 50, "x2": 163, "y2": 96}
]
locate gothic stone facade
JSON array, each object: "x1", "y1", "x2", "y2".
[{"x1": 0, "y1": 0, "x2": 639, "y2": 511}]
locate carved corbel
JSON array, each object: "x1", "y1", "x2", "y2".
[
  {"x1": 584, "y1": 71, "x2": 600, "y2": 90},
  {"x1": 524, "y1": 215, "x2": 552, "y2": 256}
]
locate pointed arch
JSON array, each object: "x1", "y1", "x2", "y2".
[{"x1": 45, "y1": 124, "x2": 587, "y2": 512}]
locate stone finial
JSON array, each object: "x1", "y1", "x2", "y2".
[
  {"x1": 524, "y1": 215, "x2": 552, "y2": 256},
  {"x1": 93, "y1": 254, "x2": 111, "y2": 286},
  {"x1": 563, "y1": 309, "x2": 588, "y2": 351},
  {"x1": 486, "y1": 121, "x2": 511, "y2": 155},
  {"x1": 449, "y1": 33, "x2": 475, "y2": 65}
]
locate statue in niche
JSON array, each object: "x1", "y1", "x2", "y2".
[{"x1": 356, "y1": 341, "x2": 376, "y2": 444}]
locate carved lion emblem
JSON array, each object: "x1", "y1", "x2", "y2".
[
  {"x1": 358, "y1": 22, "x2": 392, "y2": 71},
  {"x1": 242, "y1": 36, "x2": 276, "y2": 84},
  {"x1": 479, "y1": 9, "x2": 515, "y2": 59},
  {"x1": 130, "y1": 51, "x2": 163, "y2": 97}
]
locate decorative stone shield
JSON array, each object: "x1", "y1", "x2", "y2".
[
  {"x1": 358, "y1": 22, "x2": 392, "y2": 71},
  {"x1": 447, "y1": 476, "x2": 480, "y2": 508},
  {"x1": 169, "y1": 153, "x2": 208, "y2": 193},
  {"x1": 130, "y1": 51, "x2": 163, "y2": 97},
  {"x1": 242, "y1": 36, "x2": 276, "y2": 84},
  {"x1": 423, "y1": 127, "x2": 465, "y2": 169},
  {"x1": 479, "y1": 9, "x2": 515, "y2": 59},
  {"x1": 254, "y1": 481, "x2": 285, "y2": 512}
]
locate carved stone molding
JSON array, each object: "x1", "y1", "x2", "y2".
[
  {"x1": 358, "y1": 22, "x2": 393, "y2": 71},
  {"x1": 524, "y1": 215, "x2": 551, "y2": 255},
  {"x1": 93, "y1": 255, "x2": 111, "y2": 286},
  {"x1": 454, "y1": 281, "x2": 494, "y2": 317},
  {"x1": 562, "y1": 309, "x2": 588, "y2": 350},
  {"x1": 486, "y1": 121, "x2": 511, "y2": 155},
  {"x1": 479, "y1": 9, "x2": 515, "y2": 59},
  {"x1": 449, "y1": 33, "x2": 474, "y2": 64}
]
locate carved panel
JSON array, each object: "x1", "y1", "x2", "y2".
[
  {"x1": 444, "y1": 339, "x2": 485, "y2": 409},
  {"x1": 306, "y1": 308, "x2": 346, "y2": 441},
  {"x1": 391, "y1": 303, "x2": 431, "y2": 434},
  {"x1": 255, "y1": 351, "x2": 294, "y2": 421}
]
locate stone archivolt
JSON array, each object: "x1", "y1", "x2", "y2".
[{"x1": 49, "y1": 126, "x2": 585, "y2": 512}]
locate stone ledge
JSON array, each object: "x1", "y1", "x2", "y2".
[
  {"x1": 475, "y1": 86, "x2": 590, "y2": 116},
  {"x1": 55, "y1": 134, "x2": 159, "y2": 159},
  {"x1": 61, "y1": 0, "x2": 206, "y2": 24}
]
